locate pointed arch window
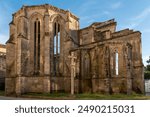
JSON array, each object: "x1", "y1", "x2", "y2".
[
  {"x1": 54, "y1": 23, "x2": 60, "y2": 55},
  {"x1": 111, "y1": 49, "x2": 119, "y2": 76},
  {"x1": 115, "y1": 52, "x2": 118, "y2": 75},
  {"x1": 53, "y1": 22, "x2": 61, "y2": 76},
  {"x1": 34, "y1": 19, "x2": 40, "y2": 74}
]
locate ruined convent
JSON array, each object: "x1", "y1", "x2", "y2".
[
  {"x1": 5, "y1": 4, "x2": 144, "y2": 96},
  {"x1": 0, "y1": 44, "x2": 6, "y2": 90}
]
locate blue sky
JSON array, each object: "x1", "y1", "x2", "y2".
[{"x1": 0, "y1": 0, "x2": 150, "y2": 65}]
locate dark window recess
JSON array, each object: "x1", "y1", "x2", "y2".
[
  {"x1": 53, "y1": 22, "x2": 61, "y2": 76},
  {"x1": 34, "y1": 20, "x2": 40, "y2": 75}
]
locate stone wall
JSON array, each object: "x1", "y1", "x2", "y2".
[
  {"x1": 0, "y1": 71, "x2": 5, "y2": 90},
  {"x1": 5, "y1": 4, "x2": 144, "y2": 96},
  {"x1": 21, "y1": 77, "x2": 50, "y2": 93},
  {"x1": 0, "y1": 44, "x2": 6, "y2": 90},
  {"x1": 5, "y1": 78, "x2": 16, "y2": 96}
]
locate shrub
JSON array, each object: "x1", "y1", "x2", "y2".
[{"x1": 144, "y1": 71, "x2": 150, "y2": 79}]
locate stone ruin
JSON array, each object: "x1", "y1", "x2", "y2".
[{"x1": 5, "y1": 4, "x2": 144, "y2": 96}]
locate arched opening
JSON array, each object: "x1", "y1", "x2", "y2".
[
  {"x1": 111, "y1": 49, "x2": 119, "y2": 76},
  {"x1": 34, "y1": 19, "x2": 40, "y2": 75},
  {"x1": 115, "y1": 52, "x2": 118, "y2": 75},
  {"x1": 53, "y1": 22, "x2": 61, "y2": 76}
]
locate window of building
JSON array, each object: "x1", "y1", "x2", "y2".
[
  {"x1": 115, "y1": 52, "x2": 118, "y2": 75},
  {"x1": 34, "y1": 19, "x2": 40, "y2": 74},
  {"x1": 111, "y1": 49, "x2": 119, "y2": 76},
  {"x1": 53, "y1": 22, "x2": 61, "y2": 76}
]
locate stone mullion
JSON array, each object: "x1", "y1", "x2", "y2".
[
  {"x1": 51, "y1": 25, "x2": 54, "y2": 76},
  {"x1": 37, "y1": 21, "x2": 40, "y2": 72},
  {"x1": 126, "y1": 46, "x2": 132, "y2": 95},
  {"x1": 16, "y1": 36, "x2": 22, "y2": 96},
  {"x1": 56, "y1": 23, "x2": 59, "y2": 75},
  {"x1": 44, "y1": 14, "x2": 50, "y2": 76},
  {"x1": 17, "y1": 38, "x2": 22, "y2": 76},
  {"x1": 56, "y1": 23, "x2": 58, "y2": 55},
  {"x1": 43, "y1": 11, "x2": 50, "y2": 93},
  {"x1": 110, "y1": 52, "x2": 114, "y2": 77},
  {"x1": 35, "y1": 21, "x2": 38, "y2": 73},
  {"x1": 113, "y1": 52, "x2": 116, "y2": 75}
]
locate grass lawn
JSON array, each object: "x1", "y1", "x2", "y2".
[
  {"x1": 21, "y1": 92, "x2": 150, "y2": 100},
  {"x1": 1, "y1": 90, "x2": 150, "y2": 100}
]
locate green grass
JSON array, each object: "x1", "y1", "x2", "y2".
[
  {"x1": 0, "y1": 90, "x2": 5, "y2": 96},
  {"x1": 22, "y1": 92, "x2": 150, "y2": 100},
  {"x1": 1, "y1": 90, "x2": 150, "y2": 100}
]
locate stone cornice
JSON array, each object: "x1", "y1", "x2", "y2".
[
  {"x1": 79, "y1": 31, "x2": 141, "y2": 47},
  {"x1": 80, "y1": 19, "x2": 116, "y2": 31},
  {"x1": 13, "y1": 4, "x2": 79, "y2": 21}
]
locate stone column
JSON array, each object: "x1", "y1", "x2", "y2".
[
  {"x1": 125, "y1": 45, "x2": 132, "y2": 95},
  {"x1": 16, "y1": 16, "x2": 28, "y2": 96},
  {"x1": 16, "y1": 36, "x2": 22, "y2": 96},
  {"x1": 104, "y1": 46, "x2": 111, "y2": 94},
  {"x1": 43, "y1": 10, "x2": 50, "y2": 93},
  {"x1": 68, "y1": 52, "x2": 77, "y2": 95}
]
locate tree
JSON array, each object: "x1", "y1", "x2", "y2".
[
  {"x1": 147, "y1": 65, "x2": 150, "y2": 71},
  {"x1": 146, "y1": 56, "x2": 150, "y2": 71},
  {"x1": 146, "y1": 56, "x2": 150, "y2": 65},
  {"x1": 145, "y1": 56, "x2": 150, "y2": 79}
]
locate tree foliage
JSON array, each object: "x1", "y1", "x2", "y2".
[{"x1": 144, "y1": 56, "x2": 150, "y2": 79}]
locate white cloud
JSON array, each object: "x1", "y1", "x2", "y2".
[
  {"x1": 0, "y1": 34, "x2": 9, "y2": 44},
  {"x1": 111, "y1": 2, "x2": 122, "y2": 9},
  {"x1": 103, "y1": 11, "x2": 110, "y2": 15},
  {"x1": 118, "y1": 6, "x2": 150, "y2": 30},
  {"x1": 143, "y1": 55, "x2": 150, "y2": 66},
  {"x1": 129, "y1": 7, "x2": 150, "y2": 28},
  {"x1": 134, "y1": 7, "x2": 150, "y2": 20}
]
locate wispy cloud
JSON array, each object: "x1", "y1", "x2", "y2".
[
  {"x1": 142, "y1": 29, "x2": 150, "y2": 33},
  {"x1": 80, "y1": 14, "x2": 98, "y2": 27},
  {"x1": 111, "y1": 2, "x2": 122, "y2": 9},
  {"x1": 143, "y1": 55, "x2": 150, "y2": 66},
  {"x1": 129, "y1": 7, "x2": 150, "y2": 28},
  {"x1": 0, "y1": 34, "x2": 8, "y2": 44},
  {"x1": 103, "y1": 11, "x2": 110, "y2": 15},
  {"x1": 134, "y1": 7, "x2": 150, "y2": 20}
]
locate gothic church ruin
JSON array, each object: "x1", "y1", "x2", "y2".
[
  {"x1": 0, "y1": 44, "x2": 6, "y2": 90},
  {"x1": 5, "y1": 4, "x2": 144, "y2": 96}
]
